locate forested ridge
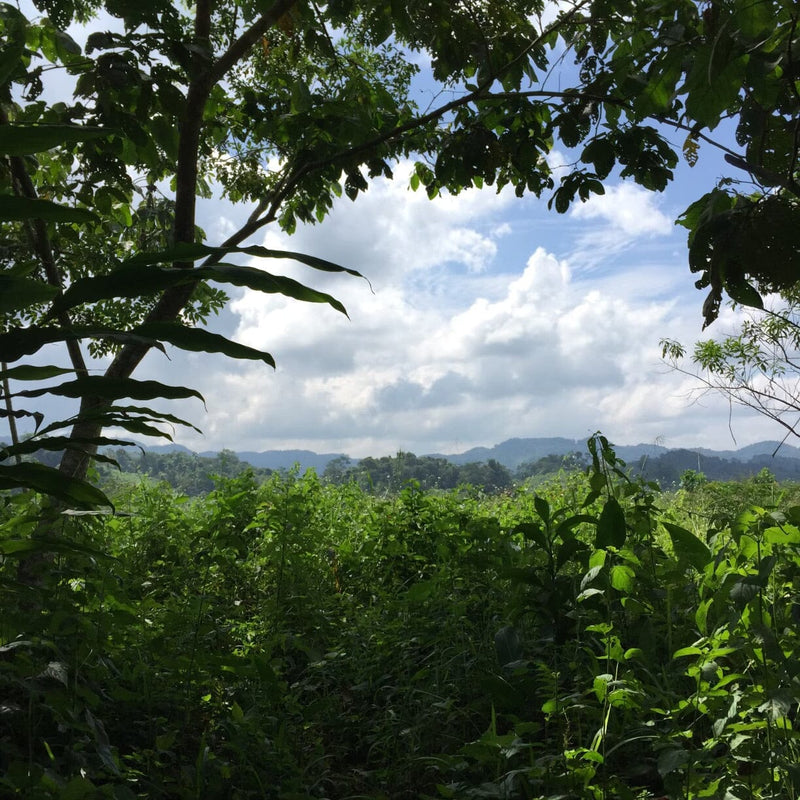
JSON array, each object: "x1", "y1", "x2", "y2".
[{"x1": 84, "y1": 444, "x2": 800, "y2": 494}]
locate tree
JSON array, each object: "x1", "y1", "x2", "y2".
[
  {"x1": 563, "y1": 0, "x2": 799, "y2": 327},
  {"x1": 662, "y1": 287, "x2": 800, "y2": 450},
  {"x1": 2, "y1": 0, "x2": 797, "y2": 506}
]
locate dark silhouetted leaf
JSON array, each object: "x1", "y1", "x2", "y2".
[
  {"x1": 595, "y1": 496, "x2": 626, "y2": 549},
  {"x1": 0, "y1": 124, "x2": 110, "y2": 155},
  {"x1": 0, "y1": 462, "x2": 111, "y2": 508},
  {"x1": 0, "y1": 195, "x2": 98, "y2": 223}
]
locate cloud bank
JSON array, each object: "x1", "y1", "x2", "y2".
[{"x1": 134, "y1": 165, "x2": 777, "y2": 457}]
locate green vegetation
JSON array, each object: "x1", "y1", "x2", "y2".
[
  {"x1": 2, "y1": 0, "x2": 800, "y2": 796},
  {"x1": 3, "y1": 435, "x2": 800, "y2": 799}
]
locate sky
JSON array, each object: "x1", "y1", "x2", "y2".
[
  {"x1": 147, "y1": 145, "x2": 780, "y2": 458},
  {"x1": 10, "y1": 2, "x2": 791, "y2": 459}
]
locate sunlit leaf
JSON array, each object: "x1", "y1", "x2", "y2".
[{"x1": 663, "y1": 521, "x2": 712, "y2": 571}]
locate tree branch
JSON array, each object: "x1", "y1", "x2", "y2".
[
  {"x1": 0, "y1": 109, "x2": 88, "y2": 379},
  {"x1": 209, "y1": 0, "x2": 299, "y2": 84}
]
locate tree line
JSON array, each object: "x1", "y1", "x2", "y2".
[{"x1": 82, "y1": 445, "x2": 800, "y2": 495}]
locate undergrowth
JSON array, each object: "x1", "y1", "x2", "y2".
[{"x1": 2, "y1": 436, "x2": 800, "y2": 799}]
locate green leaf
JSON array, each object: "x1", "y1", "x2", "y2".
[
  {"x1": 662, "y1": 521, "x2": 712, "y2": 570},
  {"x1": 556, "y1": 536, "x2": 588, "y2": 572},
  {"x1": 595, "y1": 497, "x2": 626, "y2": 549},
  {"x1": 0, "y1": 275, "x2": 59, "y2": 312},
  {"x1": 725, "y1": 280, "x2": 763, "y2": 310},
  {"x1": 515, "y1": 521, "x2": 547, "y2": 548},
  {"x1": 13, "y1": 376, "x2": 205, "y2": 404},
  {"x1": 134, "y1": 323, "x2": 275, "y2": 367},
  {"x1": 0, "y1": 195, "x2": 99, "y2": 223},
  {"x1": 53, "y1": 263, "x2": 350, "y2": 317},
  {"x1": 0, "y1": 534, "x2": 112, "y2": 558},
  {"x1": 0, "y1": 364, "x2": 74, "y2": 382},
  {"x1": 672, "y1": 645, "x2": 703, "y2": 658},
  {"x1": 0, "y1": 462, "x2": 111, "y2": 508},
  {"x1": 684, "y1": 45, "x2": 748, "y2": 129},
  {"x1": 0, "y1": 124, "x2": 110, "y2": 155},
  {"x1": 533, "y1": 495, "x2": 550, "y2": 523},
  {"x1": 1, "y1": 435, "x2": 134, "y2": 461},
  {"x1": 610, "y1": 564, "x2": 635, "y2": 592},
  {"x1": 0, "y1": 325, "x2": 168, "y2": 361},
  {"x1": 122, "y1": 241, "x2": 365, "y2": 280}
]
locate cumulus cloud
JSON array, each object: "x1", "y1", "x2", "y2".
[
  {"x1": 572, "y1": 183, "x2": 673, "y2": 237},
  {"x1": 566, "y1": 183, "x2": 676, "y2": 271},
  {"x1": 131, "y1": 164, "x2": 776, "y2": 458}
]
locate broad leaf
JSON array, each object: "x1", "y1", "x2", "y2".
[
  {"x1": 0, "y1": 195, "x2": 98, "y2": 223},
  {"x1": 0, "y1": 276, "x2": 59, "y2": 312},
  {"x1": 0, "y1": 462, "x2": 111, "y2": 508},
  {"x1": 595, "y1": 496, "x2": 626, "y2": 549},
  {"x1": 662, "y1": 521, "x2": 712, "y2": 571},
  {"x1": 0, "y1": 124, "x2": 110, "y2": 155}
]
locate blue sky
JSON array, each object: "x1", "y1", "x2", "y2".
[
  {"x1": 11, "y1": 1, "x2": 789, "y2": 458},
  {"x1": 160, "y1": 142, "x2": 778, "y2": 458}
]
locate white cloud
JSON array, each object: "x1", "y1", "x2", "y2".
[
  {"x1": 571, "y1": 183, "x2": 672, "y2": 237},
  {"x1": 564, "y1": 183, "x2": 676, "y2": 271},
  {"x1": 127, "y1": 164, "x2": 781, "y2": 459}
]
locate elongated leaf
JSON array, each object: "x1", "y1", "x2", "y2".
[
  {"x1": 1, "y1": 435, "x2": 135, "y2": 461},
  {"x1": 34, "y1": 403, "x2": 202, "y2": 438},
  {"x1": 595, "y1": 496, "x2": 626, "y2": 549},
  {"x1": 75, "y1": 404, "x2": 202, "y2": 433},
  {"x1": 13, "y1": 376, "x2": 205, "y2": 404},
  {"x1": 0, "y1": 195, "x2": 98, "y2": 223},
  {"x1": 0, "y1": 364, "x2": 74, "y2": 382},
  {"x1": 134, "y1": 322, "x2": 275, "y2": 366},
  {"x1": 53, "y1": 263, "x2": 349, "y2": 316},
  {"x1": 0, "y1": 275, "x2": 59, "y2": 312},
  {"x1": 0, "y1": 325, "x2": 167, "y2": 361},
  {"x1": 662, "y1": 521, "x2": 712, "y2": 571},
  {"x1": 122, "y1": 241, "x2": 365, "y2": 280},
  {"x1": 0, "y1": 462, "x2": 111, "y2": 508},
  {"x1": 0, "y1": 408, "x2": 44, "y2": 429},
  {"x1": 0, "y1": 124, "x2": 110, "y2": 156},
  {"x1": 0, "y1": 535, "x2": 113, "y2": 558}
]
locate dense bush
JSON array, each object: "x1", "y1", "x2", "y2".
[{"x1": 2, "y1": 438, "x2": 800, "y2": 798}]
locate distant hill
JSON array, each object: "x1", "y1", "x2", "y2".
[
  {"x1": 693, "y1": 441, "x2": 800, "y2": 461},
  {"x1": 122, "y1": 436, "x2": 800, "y2": 483},
  {"x1": 198, "y1": 449, "x2": 348, "y2": 472},
  {"x1": 428, "y1": 437, "x2": 672, "y2": 468},
  {"x1": 427, "y1": 437, "x2": 587, "y2": 467}
]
